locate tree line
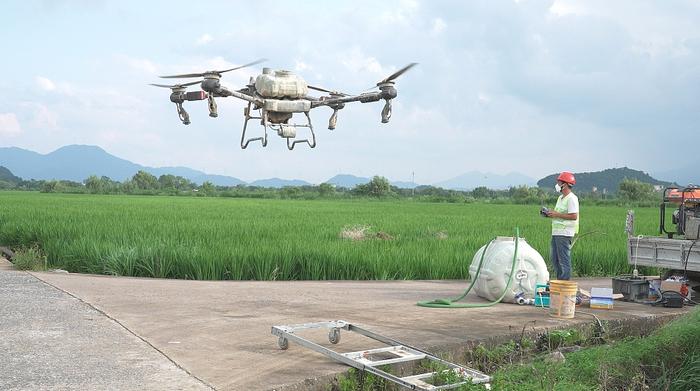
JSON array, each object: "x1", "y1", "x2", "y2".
[{"x1": 1, "y1": 170, "x2": 665, "y2": 205}]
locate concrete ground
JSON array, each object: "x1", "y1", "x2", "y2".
[
  {"x1": 0, "y1": 258, "x2": 690, "y2": 390},
  {"x1": 0, "y1": 261, "x2": 210, "y2": 391}
]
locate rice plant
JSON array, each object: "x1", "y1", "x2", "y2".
[{"x1": 0, "y1": 191, "x2": 660, "y2": 280}]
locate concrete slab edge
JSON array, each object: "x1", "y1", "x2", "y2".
[
  {"x1": 29, "y1": 272, "x2": 218, "y2": 391},
  {"x1": 0, "y1": 256, "x2": 15, "y2": 271}
]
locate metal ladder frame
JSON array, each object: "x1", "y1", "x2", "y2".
[{"x1": 271, "y1": 320, "x2": 490, "y2": 390}]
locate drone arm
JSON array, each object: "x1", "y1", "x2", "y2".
[
  {"x1": 310, "y1": 91, "x2": 384, "y2": 108},
  {"x1": 214, "y1": 86, "x2": 263, "y2": 106},
  {"x1": 311, "y1": 87, "x2": 397, "y2": 125}
]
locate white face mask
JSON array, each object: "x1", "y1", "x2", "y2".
[{"x1": 555, "y1": 183, "x2": 562, "y2": 192}]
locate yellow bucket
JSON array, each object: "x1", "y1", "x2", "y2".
[{"x1": 549, "y1": 280, "x2": 578, "y2": 319}]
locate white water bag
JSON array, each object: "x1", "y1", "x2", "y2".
[{"x1": 468, "y1": 237, "x2": 549, "y2": 303}]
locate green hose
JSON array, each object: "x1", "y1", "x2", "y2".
[{"x1": 417, "y1": 227, "x2": 520, "y2": 308}]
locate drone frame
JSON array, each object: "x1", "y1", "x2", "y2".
[{"x1": 153, "y1": 62, "x2": 415, "y2": 150}]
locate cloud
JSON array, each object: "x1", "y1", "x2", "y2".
[
  {"x1": 34, "y1": 76, "x2": 75, "y2": 95},
  {"x1": 431, "y1": 17, "x2": 447, "y2": 35},
  {"x1": 196, "y1": 33, "x2": 213, "y2": 45},
  {"x1": 338, "y1": 47, "x2": 387, "y2": 76},
  {"x1": 477, "y1": 92, "x2": 491, "y2": 105},
  {"x1": 294, "y1": 60, "x2": 310, "y2": 72},
  {"x1": 204, "y1": 56, "x2": 236, "y2": 70},
  {"x1": 21, "y1": 103, "x2": 59, "y2": 130},
  {"x1": 5, "y1": 1, "x2": 700, "y2": 182},
  {"x1": 35, "y1": 76, "x2": 56, "y2": 91},
  {"x1": 118, "y1": 55, "x2": 159, "y2": 74},
  {"x1": 548, "y1": 0, "x2": 589, "y2": 18},
  {"x1": 380, "y1": 0, "x2": 419, "y2": 25},
  {"x1": 0, "y1": 113, "x2": 22, "y2": 137}
]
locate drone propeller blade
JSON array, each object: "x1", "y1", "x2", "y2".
[
  {"x1": 180, "y1": 80, "x2": 203, "y2": 87},
  {"x1": 308, "y1": 85, "x2": 349, "y2": 96},
  {"x1": 362, "y1": 63, "x2": 418, "y2": 91},
  {"x1": 379, "y1": 62, "x2": 417, "y2": 84},
  {"x1": 159, "y1": 72, "x2": 206, "y2": 79},
  {"x1": 159, "y1": 58, "x2": 267, "y2": 79},
  {"x1": 149, "y1": 80, "x2": 202, "y2": 89},
  {"x1": 219, "y1": 58, "x2": 267, "y2": 74}
]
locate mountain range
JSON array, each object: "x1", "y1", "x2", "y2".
[
  {"x1": 1, "y1": 144, "x2": 691, "y2": 190},
  {"x1": 0, "y1": 145, "x2": 246, "y2": 186},
  {"x1": 537, "y1": 167, "x2": 676, "y2": 193},
  {"x1": 0, "y1": 166, "x2": 21, "y2": 184},
  {"x1": 433, "y1": 171, "x2": 537, "y2": 190},
  {"x1": 0, "y1": 145, "x2": 537, "y2": 189}
]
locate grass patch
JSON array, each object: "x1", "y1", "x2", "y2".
[
  {"x1": 480, "y1": 308, "x2": 700, "y2": 390},
  {"x1": 335, "y1": 367, "x2": 390, "y2": 391},
  {"x1": 11, "y1": 245, "x2": 47, "y2": 271},
  {"x1": 332, "y1": 310, "x2": 699, "y2": 390}
]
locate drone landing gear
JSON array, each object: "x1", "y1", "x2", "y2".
[
  {"x1": 381, "y1": 99, "x2": 392, "y2": 123},
  {"x1": 208, "y1": 94, "x2": 218, "y2": 118},
  {"x1": 240, "y1": 102, "x2": 316, "y2": 150},
  {"x1": 279, "y1": 112, "x2": 316, "y2": 150},
  {"x1": 241, "y1": 102, "x2": 268, "y2": 149},
  {"x1": 175, "y1": 103, "x2": 190, "y2": 125}
]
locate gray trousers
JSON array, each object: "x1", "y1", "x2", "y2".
[{"x1": 550, "y1": 235, "x2": 573, "y2": 280}]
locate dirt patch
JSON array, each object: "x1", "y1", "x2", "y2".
[
  {"x1": 339, "y1": 225, "x2": 371, "y2": 241},
  {"x1": 375, "y1": 232, "x2": 394, "y2": 241},
  {"x1": 339, "y1": 226, "x2": 395, "y2": 241}
]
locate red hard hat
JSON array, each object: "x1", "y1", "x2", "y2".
[{"x1": 557, "y1": 171, "x2": 576, "y2": 185}]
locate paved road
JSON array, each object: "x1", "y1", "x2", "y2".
[{"x1": 0, "y1": 267, "x2": 210, "y2": 391}]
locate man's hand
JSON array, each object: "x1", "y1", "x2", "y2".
[{"x1": 549, "y1": 211, "x2": 578, "y2": 220}]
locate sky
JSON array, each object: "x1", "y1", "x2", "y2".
[{"x1": 1, "y1": 0, "x2": 698, "y2": 184}]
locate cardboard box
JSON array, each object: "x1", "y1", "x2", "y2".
[
  {"x1": 660, "y1": 281, "x2": 683, "y2": 294},
  {"x1": 590, "y1": 287, "x2": 614, "y2": 310},
  {"x1": 591, "y1": 287, "x2": 613, "y2": 297},
  {"x1": 590, "y1": 298, "x2": 614, "y2": 309}
]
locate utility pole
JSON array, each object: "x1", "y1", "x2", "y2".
[{"x1": 412, "y1": 171, "x2": 415, "y2": 197}]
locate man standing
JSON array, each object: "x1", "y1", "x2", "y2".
[{"x1": 545, "y1": 172, "x2": 579, "y2": 280}]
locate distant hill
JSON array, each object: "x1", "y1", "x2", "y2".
[
  {"x1": 391, "y1": 181, "x2": 419, "y2": 189},
  {"x1": 325, "y1": 174, "x2": 370, "y2": 188},
  {"x1": 433, "y1": 171, "x2": 536, "y2": 190},
  {"x1": 537, "y1": 167, "x2": 675, "y2": 193},
  {"x1": 325, "y1": 174, "x2": 419, "y2": 189},
  {"x1": 653, "y1": 160, "x2": 699, "y2": 187},
  {"x1": 0, "y1": 166, "x2": 21, "y2": 183},
  {"x1": 0, "y1": 145, "x2": 245, "y2": 186},
  {"x1": 191, "y1": 174, "x2": 246, "y2": 186},
  {"x1": 249, "y1": 178, "x2": 313, "y2": 188},
  {"x1": 0, "y1": 145, "x2": 423, "y2": 189}
]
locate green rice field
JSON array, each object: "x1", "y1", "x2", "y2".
[{"x1": 0, "y1": 191, "x2": 660, "y2": 280}]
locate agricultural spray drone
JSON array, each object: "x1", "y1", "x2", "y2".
[{"x1": 151, "y1": 59, "x2": 416, "y2": 150}]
